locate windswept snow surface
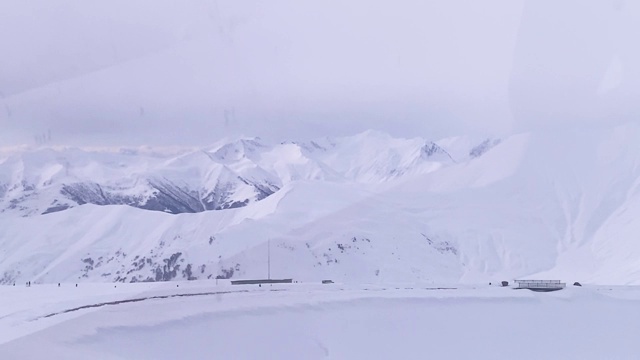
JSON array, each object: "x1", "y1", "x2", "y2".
[
  {"x1": 1, "y1": 282, "x2": 640, "y2": 359},
  {"x1": 2, "y1": 126, "x2": 640, "y2": 284}
]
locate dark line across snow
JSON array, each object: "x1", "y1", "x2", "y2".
[
  {"x1": 38, "y1": 289, "x2": 253, "y2": 320},
  {"x1": 36, "y1": 287, "x2": 457, "y2": 320}
]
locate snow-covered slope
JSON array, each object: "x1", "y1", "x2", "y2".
[
  {"x1": 2, "y1": 125, "x2": 640, "y2": 285},
  {"x1": 0, "y1": 132, "x2": 454, "y2": 217}
]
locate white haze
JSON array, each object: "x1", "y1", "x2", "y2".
[{"x1": 1, "y1": 0, "x2": 638, "y2": 146}]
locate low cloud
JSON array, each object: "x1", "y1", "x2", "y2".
[{"x1": 1, "y1": 0, "x2": 638, "y2": 146}]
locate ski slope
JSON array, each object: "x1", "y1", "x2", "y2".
[{"x1": 1, "y1": 281, "x2": 640, "y2": 359}]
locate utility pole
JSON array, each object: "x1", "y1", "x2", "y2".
[{"x1": 267, "y1": 239, "x2": 271, "y2": 280}]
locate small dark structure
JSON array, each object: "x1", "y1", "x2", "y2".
[
  {"x1": 231, "y1": 279, "x2": 293, "y2": 285},
  {"x1": 501, "y1": 281, "x2": 509, "y2": 287},
  {"x1": 514, "y1": 280, "x2": 566, "y2": 292},
  {"x1": 322, "y1": 280, "x2": 334, "y2": 284},
  {"x1": 573, "y1": 282, "x2": 582, "y2": 287}
]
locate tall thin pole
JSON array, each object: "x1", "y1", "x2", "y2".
[{"x1": 268, "y1": 239, "x2": 271, "y2": 280}]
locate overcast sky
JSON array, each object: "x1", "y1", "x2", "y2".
[{"x1": 0, "y1": 0, "x2": 638, "y2": 147}]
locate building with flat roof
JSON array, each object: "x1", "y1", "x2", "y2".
[{"x1": 514, "y1": 280, "x2": 566, "y2": 292}]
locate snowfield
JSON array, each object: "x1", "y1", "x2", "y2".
[
  {"x1": 2, "y1": 1, "x2": 639, "y2": 358},
  {"x1": 2, "y1": 125, "x2": 640, "y2": 359},
  {"x1": 3, "y1": 126, "x2": 640, "y2": 285},
  {"x1": 1, "y1": 281, "x2": 640, "y2": 359}
]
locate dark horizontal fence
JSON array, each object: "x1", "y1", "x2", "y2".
[{"x1": 231, "y1": 279, "x2": 293, "y2": 285}]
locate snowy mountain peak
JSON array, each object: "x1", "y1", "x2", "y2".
[
  {"x1": 0, "y1": 131, "x2": 479, "y2": 217},
  {"x1": 209, "y1": 137, "x2": 267, "y2": 163},
  {"x1": 4, "y1": 125, "x2": 640, "y2": 286},
  {"x1": 421, "y1": 142, "x2": 455, "y2": 162}
]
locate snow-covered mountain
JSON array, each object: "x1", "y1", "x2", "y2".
[
  {"x1": 1, "y1": 125, "x2": 640, "y2": 285},
  {"x1": 0, "y1": 131, "x2": 458, "y2": 217}
]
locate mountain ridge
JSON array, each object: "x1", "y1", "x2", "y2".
[
  {"x1": 0, "y1": 131, "x2": 469, "y2": 217},
  {"x1": 2, "y1": 125, "x2": 640, "y2": 286}
]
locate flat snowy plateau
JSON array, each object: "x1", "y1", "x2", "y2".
[{"x1": 1, "y1": 281, "x2": 639, "y2": 359}]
